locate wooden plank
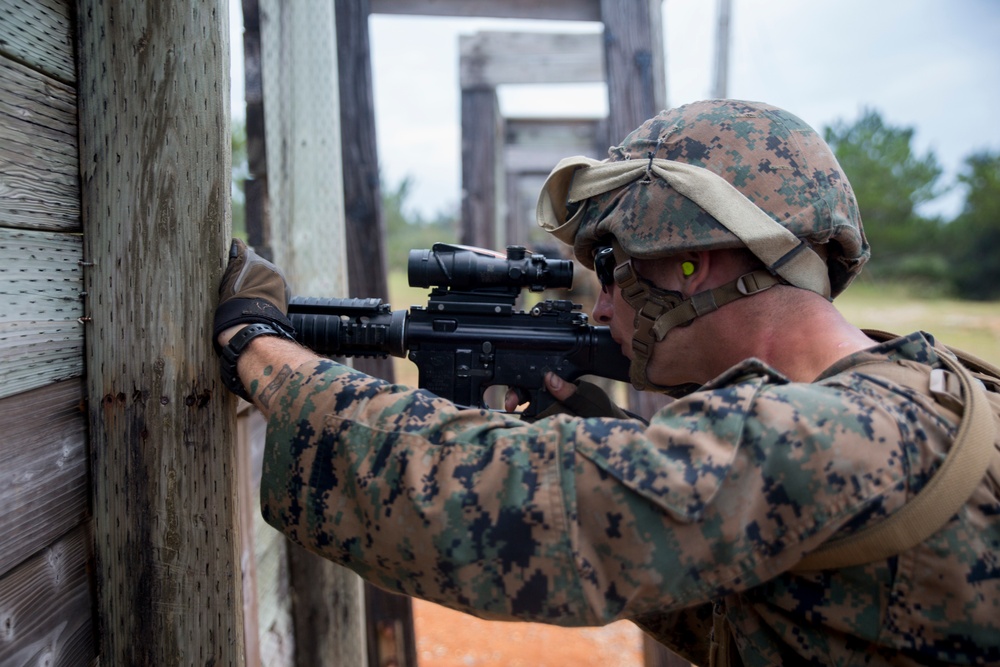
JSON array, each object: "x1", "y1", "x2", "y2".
[
  {"x1": 0, "y1": 379, "x2": 88, "y2": 579},
  {"x1": 506, "y1": 117, "x2": 604, "y2": 149},
  {"x1": 258, "y1": 0, "x2": 349, "y2": 298},
  {"x1": 507, "y1": 172, "x2": 547, "y2": 247},
  {"x1": 369, "y1": 0, "x2": 600, "y2": 21},
  {"x1": 237, "y1": 405, "x2": 264, "y2": 667},
  {"x1": 258, "y1": 3, "x2": 368, "y2": 665},
  {"x1": 336, "y1": 0, "x2": 396, "y2": 383},
  {"x1": 0, "y1": 228, "x2": 84, "y2": 400},
  {"x1": 504, "y1": 119, "x2": 604, "y2": 176},
  {"x1": 506, "y1": 144, "x2": 590, "y2": 173},
  {"x1": 460, "y1": 31, "x2": 603, "y2": 88},
  {"x1": 76, "y1": 0, "x2": 247, "y2": 663},
  {"x1": 600, "y1": 0, "x2": 665, "y2": 145},
  {"x1": 0, "y1": 525, "x2": 96, "y2": 666},
  {"x1": 334, "y1": 0, "x2": 396, "y2": 386},
  {"x1": 0, "y1": 0, "x2": 75, "y2": 84},
  {"x1": 0, "y1": 56, "x2": 80, "y2": 232},
  {"x1": 237, "y1": 403, "x2": 295, "y2": 667},
  {"x1": 255, "y1": 525, "x2": 295, "y2": 664},
  {"x1": 460, "y1": 89, "x2": 503, "y2": 248}
]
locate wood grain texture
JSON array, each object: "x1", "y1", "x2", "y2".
[
  {"x1": 459, "y1": 31, "x2": 603, "y2": 88},
  {"x1": 237, "y1": 405, "x2": 295, "y2": 667},
  {"x1": 0, "y1": 0, "x2": 75, "y2": 84},
  {"x1": 0, "y1": 525, "x2": 96, "y2": 666},
  {"x1": 0, "y1": 56, "x2": 80, "y2": 232},
  {"x1": 0, "y1": 228, "x2": 84, "y2": 399},
  {"x1": 460, "y1": 89, "x2": 502, "y2": 249},
  {"x1": 369, "y1": 0, "x2": 600, "y2": 21},
  {"x1": 0, "y1": 380, "x2": 89, "y2": 581},
  {"x1": 75, "y1": 1, "x2": 246, "y2": 663},
  {"x1": 599, "y1": 0, "x2": 665, "y2": 146}
]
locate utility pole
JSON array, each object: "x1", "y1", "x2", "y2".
[{"x1": 712, "y1": 0, "x2": 732, "y2": 99}]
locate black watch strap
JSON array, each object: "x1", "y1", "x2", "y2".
[{"x1": 220, "y1": 322, "x2": 296, "y2": 401}]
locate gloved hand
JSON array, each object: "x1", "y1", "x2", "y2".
[
  {"x1": 213, "y1": 239, "x2": 295, "y2": 353},
  {"x1": 533, "y1": 378, "x2": 640, "y2": 421}
]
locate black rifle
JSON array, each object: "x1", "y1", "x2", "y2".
[{"x1": 288, "y1": 243, "x2": 630, "y2": 417}]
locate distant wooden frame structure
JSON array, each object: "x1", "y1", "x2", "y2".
[{"x1": 459, "y1": 31, "x2": 609, "y2": 249}]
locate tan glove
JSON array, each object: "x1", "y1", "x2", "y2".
[{"x1": 212, "y1": 239, "x2": 294, "y2": 352}]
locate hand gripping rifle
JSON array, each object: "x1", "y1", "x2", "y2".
[{"x1": 288, "y1": 243, "x2": 630, "y2": 418}]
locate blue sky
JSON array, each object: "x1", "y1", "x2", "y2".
[{"x1": 231, "y1": 0, "x2": 1000, "y2": 220}]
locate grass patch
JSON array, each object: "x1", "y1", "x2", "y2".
[{"x1": 837, "y1": 282, "x2": 1000, "y2": 365}]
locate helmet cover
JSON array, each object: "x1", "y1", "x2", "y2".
[{"x1": 553, "y1": 99, "x2": 869, "y2": 297}]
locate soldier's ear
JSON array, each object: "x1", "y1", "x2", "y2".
[{"x1": 677, "y1": 251, "x2": 713, "y2": 294}]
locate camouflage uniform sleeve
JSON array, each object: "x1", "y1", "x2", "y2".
[{"x1": 259, "y1": 357, "x2": 911, "y2": 627}]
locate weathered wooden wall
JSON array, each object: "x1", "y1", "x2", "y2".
[{"x1": 0, "y1": 0, "x2": 96, "y2": 663}]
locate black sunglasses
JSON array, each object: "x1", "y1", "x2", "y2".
[{"x1": 593, "y1": 245, "x2": 617, "y2": 291}]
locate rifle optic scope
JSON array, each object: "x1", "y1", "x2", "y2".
[{"x1": 407, "y1": 243, "x2": 573, "y2": 292}]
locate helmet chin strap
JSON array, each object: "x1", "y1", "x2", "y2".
[{"x1": 608, "y1": 242, "x2": 782, "y2": 393}]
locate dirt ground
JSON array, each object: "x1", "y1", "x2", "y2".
[{"x1": 412, "y1": 599, "x2": 645, "y2": 667}]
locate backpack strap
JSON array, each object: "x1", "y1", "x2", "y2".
[{"x1": 794, "y1": 337, "x2": 998, "y2": 571}]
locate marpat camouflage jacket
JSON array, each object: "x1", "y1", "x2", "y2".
[{"x1": 260, "y1": 331, "x2": 1000, "y2": 666}]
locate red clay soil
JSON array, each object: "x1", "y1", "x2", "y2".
[{"x1": 412, "y1": 598, "x2": 644, "y2": 667}]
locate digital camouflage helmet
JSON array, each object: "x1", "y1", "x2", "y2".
[{"x1": 536, "y1": 99, "x2": 870, "y2": 392}]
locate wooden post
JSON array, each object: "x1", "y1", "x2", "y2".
[
  {"x1": 599, "y1": 0, "x2": 666, "y2": 146},
  {"x1": 335, "y1": 3, "x2": 418, "y2": 663},
  {"x1": 257, "y1": 2, "x2": 369, "y2": 666},
  {"x1": 242, "y1": 0, "x2": 272, "y2": 259},
  {"x1": 76, "y1": 0, "x2": 246, "y2": 664},
  {"x1": 335, "y1": 0, "x2": 396, "y2": 382},
  {"x1": 460, "y1": 88, "x2": 503, "y2": 249},
  {"x1": 459, "y1": 31, "x2": 605, "y2": 249},
  {"x1": 259, "y1": 0, "x2": 348, "y2": 297},
  {"x1": 712, "y1": 0, "x2": 732, "y2": 100}
]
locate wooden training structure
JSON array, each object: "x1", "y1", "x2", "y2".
[
  {"x1": 2, "y1": 0, "x2": 244, "y2": 664},
  {"x1": 1, "y1": 0, "x2": 681, "y2": 665}
]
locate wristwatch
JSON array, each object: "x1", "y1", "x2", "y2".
[{"x1": 220, "y1": 322, "x2": 296, "y2": 401}]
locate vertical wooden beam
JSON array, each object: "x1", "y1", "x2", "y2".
[
  {"x1": 334, "y1": 4, "x2": 417, "y2": 662},
  {"x1": 460, "y1": 88, "x2": 503, "y2": 249},
  {"x1": 258, "y1": 0, "x2": 347, "y2": 297},
  {"x1": 335, "y1": 0, "x2": 395, "y2": 382},
  {"x1": 599, "y1": 0, "x2": 665, "y2": 146},
  {"x1": 712, "y1": 0, "x2": 732, "y2": 99},
  {"x1": 242, "y1": 0, "x2": 272, "y2": 259},
  {"x1": 75, "y1": 1, "x2": 246, "y2": 664}
]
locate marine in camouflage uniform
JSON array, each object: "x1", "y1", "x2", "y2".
[{"x1": 214, "y1": 100, "x2": 1000, "y2": 666}]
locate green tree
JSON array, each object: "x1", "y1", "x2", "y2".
[
  {"x1": 232, "y1": 119, "x2": 248, "y2": 240},
  {"x1": 946, "y1": 151, "x2": 1000, "y2": 300},
  {"x1": 382, "y1": 176, "x2": 456, "y2": 264},
  {"x1": 823, "y1": 109, "x2": 946, "y2": 281}
]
